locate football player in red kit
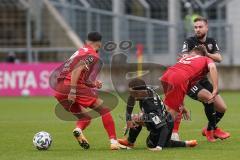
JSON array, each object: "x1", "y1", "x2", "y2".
[
  {"x1": 54, "y1": 32, "x2": 125, "y2": 150},
  {"x1": 172, "y1": 17, "x2": 229, "y2": 142},
  {"x1": 160, "y1": 46, "x2": 219, "y2": 127}
]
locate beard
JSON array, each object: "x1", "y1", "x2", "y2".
[{"x1": 196, "y1": 32, "x2": 206, "y2": 40}]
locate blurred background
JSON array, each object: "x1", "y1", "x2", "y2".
[{"x1": 0, "y1": 0, "x2": 239, "y2": 96}]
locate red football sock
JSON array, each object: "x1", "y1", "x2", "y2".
[
  {"x1": 101, "y1": 113, "x2": 117, "y2": 139},
  {"x1": 173, "y1": 112, "x2": 182, "y2": 133},
  {"x1": 76, "y1": 118, "x2": 91, "y2": 130},
  {"x1": 99, "y1": 107, "x2": 117, "y2": 140}
]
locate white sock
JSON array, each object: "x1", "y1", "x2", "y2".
[
  {"x1": 110, "y1": 139, "x2": 118, "y2": 144},
  {"x1": 74, "y1": 127, "x2": 82, "y2": 133}
]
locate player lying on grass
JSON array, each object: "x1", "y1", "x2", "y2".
[
  {"x1": 54, "y1": 31, "x2": 126, "y2": 150},
  {"x1": 118, "y1": 78, "x2": 197, "y2": 151},
  {"x1": 160, "y1": 46, "x2": 227, "y2": 143}
]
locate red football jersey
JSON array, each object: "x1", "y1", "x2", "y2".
[
  {"x1": 58, "y1": 45, "x2": 100, "y2": 86},
  {"x1": 167, "y1": 54, "x2": 214, "y2": 88}
]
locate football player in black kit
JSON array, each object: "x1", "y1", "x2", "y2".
[
  {"x1": 172, "y1": 16, "x2": 230, "y2": 142},
  {"x1": 118, "y1": 78, "x2": 197, "y2": 151}
]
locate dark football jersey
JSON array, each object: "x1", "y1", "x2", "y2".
[
  {"x1": 126, "y1": 87, "x2": 167, "y2": 120},
  {"x1": 182, "y1": 36, "x2": 220, "y2": 54}
]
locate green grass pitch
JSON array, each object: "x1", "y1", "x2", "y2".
[{"x1": 0, "y1": 92, "x2": 239, "y2": 160}]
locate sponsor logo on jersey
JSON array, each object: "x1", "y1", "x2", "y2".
[
  {"x1": 208, "y1": 44, "x2": 213, "y2": 51},
  {"x1": 215, "y1": 43, "x2": 220, "y2": 51},
  {"x1": 85, "y1": 55, "x2": 94, "y2": 65},
  {"x1": 182, "y1": 42, "x2": 188, "y2": 52}
]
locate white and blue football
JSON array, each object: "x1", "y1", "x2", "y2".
[{"x1": 33, "y1": 131, "x2": 52, "y2": 150}]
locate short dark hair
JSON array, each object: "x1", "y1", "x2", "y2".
[
  {"x1": 128, "y1": 78, "x2": 147, "y2": 90},
  {"x1": 193, "y1": 16, "x2": 208, "y2": 24},
  {"x1": 191, "y1": 46, "x2": 207, "y2": 56},
  {"x1": 87, "y1": 31, "x2": 102, "y2": 42}
]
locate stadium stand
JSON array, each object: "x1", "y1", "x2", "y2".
[
  {"x1": 87, "y1": 0, "x2": 112, "y2": 11},
  {"x1": 0, "y1": 0, "x2": 27, "y2": 47},
  {"x1": 0, "y1": 0, "x2": 235, "y2": 65},
  {"x1": 0, "y1": 0, "x2": 51, "y2": 48},
  {"x1": 125, "y1": 0, "x2": 146, "y2": 17},
  {"x1": 145, "y1": 0, "x2": 168, "y2": 20}
]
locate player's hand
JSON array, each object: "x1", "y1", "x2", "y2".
[
  {"x1": 199, "y1": 44, "x2": 208, "y2": 56},
  {"x1": 207, "y1": 90, "x2": 218, "y2": 104},
  {"x1": 126, "y1": 120, "x2": 135, "y2": 129},
  {"x1": 94, "y1": 80, "x2": 102, "y2": 89},
  {"x1": 68, "y1": 92, "x2": 76, "y2": 103}
]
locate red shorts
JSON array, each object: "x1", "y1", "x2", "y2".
[
  {"x1": 54, "y1": 79, "x2": 98, "y2": 113},
  {"x1": 160, "y1": 71, "x2": 188, "y2": 113}
]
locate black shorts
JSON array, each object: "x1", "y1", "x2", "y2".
[
  {"x1": 187, "y1": 78, "x2": 213, "y2": 100},
  {"x1": 146, "y1": 115, "x2": 174, "y2": 148}
]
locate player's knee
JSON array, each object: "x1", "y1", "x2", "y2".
[
  {"x1": 92, "y1": 98, "x2": 110, "y2": 115},
  {"x1": 197, "y1": 89, "x2": 212, "y2": 102},
  {"x1": 93, "y1": 98, "x2": 103, "y2": 107},
  {"x1": 59, "y1": 100, "x2": 75, "y2": 112},
  {"x1": 99, "y1": 108, "x2": 110, "y2": 115}
]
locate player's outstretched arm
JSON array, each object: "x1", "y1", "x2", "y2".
[
  {"x1": 71, "y1": 61, "x2": 86, "y2": 86},
  {"x1": 208, "y1": 63, "x2": 219, "y2": 97},
  {"x1": 207, "y1": 39, "x2": 223, "y2": 63},
  {"x1": 126, "y1": 96, "x2": 136, "y2": 128},
  {"x1": 68, "y1": 61, "x2": 86, "y2": 102}
]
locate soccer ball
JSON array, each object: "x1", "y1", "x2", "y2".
[{"x1": 33, "y1": 131, "x2": 52, "y2": 150}]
